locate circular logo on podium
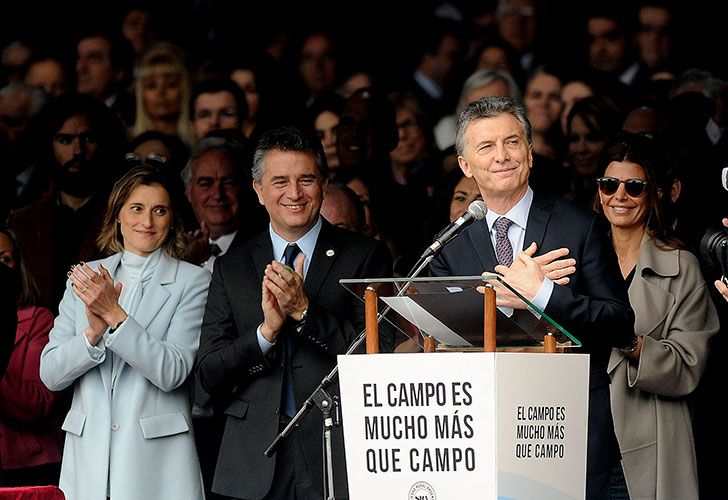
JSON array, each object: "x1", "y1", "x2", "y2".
[{"x1": 408, "y1": 481, "x2": 436, "y2": 500}]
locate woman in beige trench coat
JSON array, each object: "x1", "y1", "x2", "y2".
[{"x1": 595, "y1": 134, "x2": 718, "y2": 500}]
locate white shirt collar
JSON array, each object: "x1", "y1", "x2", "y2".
[
  {"x1": 269, "y1": 216, "x2": 323, "y2": 279},
  {"x1": 201, "y1": 230, "x2": 238, "y2": 273},
  {"x1": 485, "y1": 186, "x2": 533, "y2": 232},
  {"x1": 210, "y1": 231, "x2": 237, "y2": 254}
]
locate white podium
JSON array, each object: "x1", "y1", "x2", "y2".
[{"x1": 338, "y1": 352, "x2": 589, "y2": 500}]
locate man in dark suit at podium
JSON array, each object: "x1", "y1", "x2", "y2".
[
  {"x1": 197, "y1": 126, "x2": 392, "y2": 500},
  {"x1": 430, "y1": 96, "x2": 635, "y2": 500}
]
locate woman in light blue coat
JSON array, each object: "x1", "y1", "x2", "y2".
[{"x1": 40, "y1": 166, "x2": 210, "y2": 500}]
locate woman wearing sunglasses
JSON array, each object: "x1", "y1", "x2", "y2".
[{"x1": 594, "y1": 133, "x2": 718, "y2": 499}]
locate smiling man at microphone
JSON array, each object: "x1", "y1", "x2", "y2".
[{"x1": 429, "y1": 96, "x2": 635, "y2": 500}]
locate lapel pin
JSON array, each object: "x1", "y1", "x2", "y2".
[{"x1": 326, "y1": 249, "x2": 335, "y2": 257}]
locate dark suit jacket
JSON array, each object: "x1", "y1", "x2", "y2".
[
  {"x1": 109, "y1": 90, "x2": 136, "y2": 129},
  {"x1": 430, "y1": 192, "x2": 635, "y2": 475},
  {"x1": 197, "y1": 220, "x2": 392, "y2": 500},
  {"x1": 191, "y1": 227, "x2": 259, "y2": 500}
]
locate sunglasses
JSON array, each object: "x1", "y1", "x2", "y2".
[{"x1": 596, "y1": 176, "x2": 648, "y2": 197}]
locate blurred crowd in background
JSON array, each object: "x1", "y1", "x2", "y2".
[{"x1": 1, "y1": 1, "x2": 727, "y2": 498}]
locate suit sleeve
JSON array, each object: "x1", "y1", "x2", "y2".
[
  {"x1": 197, "y1": 258, "x2": 272, "y2": 397},
  {"x1": 40, "y1": 282, "x2": 109, "y2": 391},
  {"x1": 197, "y1": 238, "x2": 394, "y2": 398},
  {"x1": 429, "y1": 248, "x2": 451, "y2": 277},
  {"x1": 104, "y1": 267, "x2": 211, "y2": 392},
  {"x1": 628, "y1": 252, "x2": 719, "y2": 396},
  {"x1": 296, "y1": 240, "x2": 393, "y2": 354},
  {"x1": 545, "y1": 215, "x2": 635, "y2": 350}
]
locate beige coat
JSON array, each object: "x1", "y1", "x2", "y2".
[{"x1": 608, "y1": 234, "x2": 718, "y2": 500}]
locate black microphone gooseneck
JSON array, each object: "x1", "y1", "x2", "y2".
[{"x1": 406, "y1": 200, "x2": 488, "y2": 277}]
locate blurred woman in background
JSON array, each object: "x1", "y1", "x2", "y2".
[
  {"x1": 0, "y1": 226, "x2": 62, "y2": 486},
  {"x1": 131, "y1": 44, "x2": 194, "y2": 146}
]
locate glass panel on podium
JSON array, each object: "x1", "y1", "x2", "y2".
[{"x1": 340, "y1": 274, "x2": 580, "y2": 351}]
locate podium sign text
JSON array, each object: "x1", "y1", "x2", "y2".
[{"x1": 338, "y1": 352, "x2": 589, "y2": 500}]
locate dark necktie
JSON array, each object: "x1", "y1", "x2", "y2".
[
  {"x1": 282, "y1": 243, "x2": 301, "y2": 417},
  {"x1": 209, "y1": 243, "x2": 222, "y2": 257},
  {"x1": 283, "y1": 243, "x2": 301, "y2": 268},
  {"x1": 494, "y1": 217, "x2": 514, "y2": 267}
]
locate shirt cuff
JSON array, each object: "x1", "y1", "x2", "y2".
[
  {"x1": 257, "y1": 325, "x2": 276, "y2": 355},
  {"x1": 530, "y1": 277, "x2": 553, "y2": 315}
]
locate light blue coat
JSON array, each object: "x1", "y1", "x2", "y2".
[{"x1": 40, "y1": 251, "x2": 211, "y2": 500}]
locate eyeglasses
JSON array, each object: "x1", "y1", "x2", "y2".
[
  {"x1": 596, "y1": 176, "x2": 649, "y2": 197},
  {"x1": 125, "y1": 152, "x2": 168, "y2": 168}
]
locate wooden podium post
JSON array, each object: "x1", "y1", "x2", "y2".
[
  {"x1": 364, "y1": 286, "x2": 379, "y2": 354},
  {"x1": 544, "y1": 332, "x2": 556, "y2": 353},
  {"x1": 483, "y1": 285, "x2": 496, "y2": 352},
  {"x1": 423, "y1": 336, "x2": 437, "y2": 353},
  {"x1": 362, "y1": 278, "x2": 562, "y2": 355}
]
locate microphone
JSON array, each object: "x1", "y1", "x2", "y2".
[{"x1": 424, "y1": 200, "x2": 488, "y2": 258}]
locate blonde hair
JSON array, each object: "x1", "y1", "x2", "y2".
[
  {"x1": 96, "y1": 166, "x2": 186, "y2": 258},
  {"x1": 131, "y1": 44, "x2": 194, "y2": 145}
]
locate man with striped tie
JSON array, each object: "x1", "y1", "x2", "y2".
[{"x1": 430, "y1": 96, "x2": 635, "y2": 500}]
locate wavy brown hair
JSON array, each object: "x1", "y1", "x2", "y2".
[
  {"x1": 594, "y1": 132, "x2": 684, "y2": 250},
  {"x1": 96, "y1": 166, "x2": 186, "y2": 258}
]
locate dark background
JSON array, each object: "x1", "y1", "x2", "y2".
[{"x1": 3, "y1": 1, "x2": 727, "y2": 85}]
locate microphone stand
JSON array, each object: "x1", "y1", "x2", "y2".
[{"x1": 263, "y1": 253, "x2": 435, "y2": 500}]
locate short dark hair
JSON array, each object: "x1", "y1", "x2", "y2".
[
  {"x1": 325, "y1": 182, "x2": 366, "y2": 232},
  {"x1": 35, "y1": 92, "x2": 128, "y2": 178},
  {"x1": 565, "y1": 95, "x2": 623, "y2": 142},
  {"x1": 190, "y1": 78, "x2": 249, "y2": 122},
  {"x1": 252, "y1": 126, "x2": 328, "y2": 182},
  {"x1": 594, "y1": 132, "x2": 681, "y2": 249},
  {"x1": 128, "y1": 130, "x2": 190, "y2": 172},
  {"x1": 307, "y1": 93, "x2": 346, "y2": 123},
  {"x1": 77, "y1": 30, "x2": 135, "y2": 86}
]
